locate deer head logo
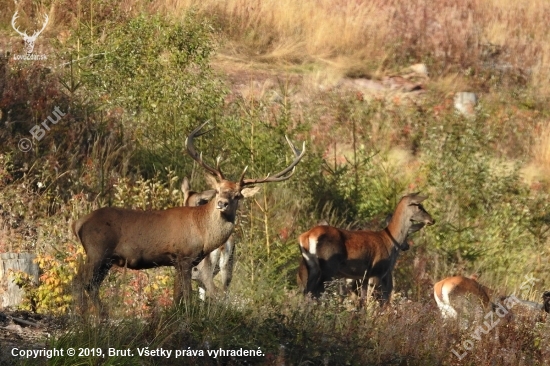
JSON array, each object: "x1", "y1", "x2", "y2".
[{"x1": 11, "y1": 11, "x2": 49, "y2": 55}]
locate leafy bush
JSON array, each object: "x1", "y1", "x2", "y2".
[
  {"x1": 419, "y1": 111, "x2": 547, "y2": 285},
  {"x1": 13, "y1": 243, "x2": 82, "y2": 315},
  {"x1": 77, "y1": 13, "x2": 225, "y2": 178}
]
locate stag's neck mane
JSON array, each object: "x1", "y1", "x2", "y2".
[{"x1": 198, "y1": 199, "x2": 237, "y2": 254}]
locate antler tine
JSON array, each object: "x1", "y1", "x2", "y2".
[
  {"x1": 241, "y1": 136, "x2": 306, "y2": 186},
  {"x1": 11, "y1": 11, "x2": 28, "y2": 37},
  {"x1": 185, "y1": 121, "x2": 225, "y2": 180},
  {"x1": 238, "y1": 166, "x2": 249, "y2": 185}
]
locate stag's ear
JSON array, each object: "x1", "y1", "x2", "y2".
[
  {"x1": 181, "y1": 177, "x2": 190, "y2": 194},
  {"x1": 408, "y1": 192, "x2": 428, "y2": 204},
  {"x1": 241, "y1": 186, "x2": 261, "y2": 198},
  {"x1": 205, "y1": 173, "x2": 219, "y2": 189}
]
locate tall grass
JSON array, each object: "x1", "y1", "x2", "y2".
[
  {"x1": 146, "y1": 0, "x2": 550, "y2": 88},
  {"x1": 4, "y1": 0, "x2": 550, "y2": 85}
]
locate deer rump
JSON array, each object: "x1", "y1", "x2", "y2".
[{"x1": 298, "y1": 216, "x2": 422, "y2": 303}]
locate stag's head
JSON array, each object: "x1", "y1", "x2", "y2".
[
  {"x1": 185, "y1": 121, "x2": 305, "y2": 218},
  {"x1": 11, "y1": 11, "x2": 49, "y2": 54}
]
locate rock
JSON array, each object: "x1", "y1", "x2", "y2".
[
  {"x1": 409, "y1": 63, "x2": 429, "y2": 77},
  {"x1": 454, "y1": 92, "x2": 477, "y2": 118}
]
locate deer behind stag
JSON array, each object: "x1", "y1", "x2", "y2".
[
  {"x1": 72, "y1": 121, "x2": 305, "y2": 313},
  {"x1": 181, "y1": 177, "x2": 234, "y2": 299}
]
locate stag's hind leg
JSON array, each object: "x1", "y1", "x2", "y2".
[
  {"x1": 74, "y1": 259, "x2": 112, "y2": 316},
  {"x1": 299, "y1": 234, "x2": 326, "y2": 298},
  {"x1": 88, "y1": 262, "x2": 112, "y2": 316},
  {"x1": 174, "y1": 257, "x2": 194, "y2": 305}
]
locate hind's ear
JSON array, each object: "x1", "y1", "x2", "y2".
[
  {"x1": 408, "y1": 192, "x2": 428, "y2": 204},
  {"x1": 205, "y1": 174, "x2": 218, "y2": 189},
  {"x1": 181, "y1": 177, "x2": 190, "y2": 193}
]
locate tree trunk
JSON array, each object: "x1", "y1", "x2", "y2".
[{"x1": 0, "y1": 253, "x2": 39, "y2": 308}]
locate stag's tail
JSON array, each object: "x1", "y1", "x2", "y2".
[{"x1": 71, "y1": 218, "x2": 84, "y2": 244}]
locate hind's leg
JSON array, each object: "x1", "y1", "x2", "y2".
[
  {"x1": 218, "y1": 238, "x2": 234, "y2": 292},
  {"x1": 300, "y1": 249, "x2": 322, "y2": 297}
]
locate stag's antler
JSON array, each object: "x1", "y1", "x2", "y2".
[
  {"x1": 185, "y1": 121, "x2": 306, "y2": 186},
  {"x1": 11, "y1": 11, "x2": 28, "y2": 38},
  {"x1": 185, "y1": 121, "x2": 226, "y2": 180},
  {"x1": 239, "y1": 135, "x2": 306, "y2": 186}
]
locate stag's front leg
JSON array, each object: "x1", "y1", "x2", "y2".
[{"x1": 174, "y1": 258, "x2": 194, "y2": 305}]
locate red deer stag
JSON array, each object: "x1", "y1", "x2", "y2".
[
  {"x1": 298, "y1": 193, "x2": 434, "y2": 304},
  {"x1": 434, "y1": 275, "x2": 550, "y2": 320},
  {"x1": 181, "y1": 177, "x2": 234, "y2": 299},
  {"x1": 72, "y1": 121, "x2": 305, "y2": 313}
]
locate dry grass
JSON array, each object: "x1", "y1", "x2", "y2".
[
  {"x1": 4, "y1": 0, "x2": 550, "y2": 89},
  {"x1": 139, "y1": 0, "x2": 550, "y2": 92},
  {"x1": 522, "y1": 121, "x2": 550, "y2": 189},
  {"x1": 533, "y1": 122, "x2": 550, "y2": 168}
]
